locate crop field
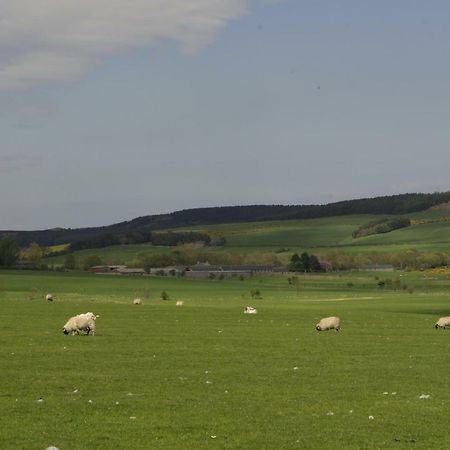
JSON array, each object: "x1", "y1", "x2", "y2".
[{"x1": 1, "y1": 270, "x2": 450, "y2": 449}]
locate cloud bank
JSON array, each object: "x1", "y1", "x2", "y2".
[{"x1": 0, "y1": 0, "x2": 253, "y2": 90}]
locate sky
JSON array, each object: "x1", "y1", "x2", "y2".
[{"x1": 2, "y1": 0, "x2": 450, "y2": 230}]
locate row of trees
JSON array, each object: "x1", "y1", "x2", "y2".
[
  {"x1": 322, "y1": 249, "x2": 450, "y2": 271},
  {"x1": 58, "y1": 248, "x2": 450, "y2": 272},
  {"x1": 128, "y1": 249, "x2": 284, "y2": 273}
]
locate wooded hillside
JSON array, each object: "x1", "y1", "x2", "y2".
[{"x1": 4, "y1": 191, "x2": 450, "y2": 247}]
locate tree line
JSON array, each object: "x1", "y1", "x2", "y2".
[{"x1": 69, "y1": 230, "x2": 213, "y2": 251}]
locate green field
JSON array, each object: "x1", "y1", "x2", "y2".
[
  {"x1": 43, "y1": 209, "x2": 450, "y2": 267},
  {"x1": 1, "y1": 270, "x2": 450, "y2": 449}
]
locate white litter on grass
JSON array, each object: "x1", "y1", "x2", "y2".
[
  {"x1": 224, "y1": 390, "x2": 229, "y2": 394},
  {"x1": 73, "y1": 389, "x2": 78, "y2": 393},
  {"x1": 115, "y1": 401, "x2": 120, "y2": 405},
  {"x1": 211, "y1": 436, "x2": 217, "y2": 439},
  {"x1": 383, "y1": 392, "x2": 389, "y2": 395},
  {"x1": 349, "y1": 410, "x2": 353, "y2": 414},
  {"x1": 130, "y1": 416, "x2": 137, "y2": 420},
  {"x1": 205, "y1": 381, "x2": 213, "y2": 384},
  {"x1": 369, "y1": 415, "x2": 374, "y2": 420},
  {"x1": 326, "y1": 412, "x2": 334, "y2": 416},
  {"x1": 127, "y1": 393, "x2": 133, "y2": 396},
  {"x1": 391, "y1": 392, "x2": 397, "y2": 395},
  {"x1": 46, "y1": 447, "x2": 60, "y2": 450},
  {"x1": 205, "y1": 371, "x2": 209, "y2": 374},
  {"x1": 419, "y1": 394, "x2": 430, "y2": 399},
  {"x1": 218, "y1": 330, "x2": 223, "y2": 333},
  {"x1": 37, "y1": 398, "x2": 44, "y2": 403},
  {"x1": 88, "y1": 400, "x2": 92, "y2": 403},
  {"x1": 293, "y1": 367, "x2": 299, "y2": 370}
]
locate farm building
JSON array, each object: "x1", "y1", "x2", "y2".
[
  {"x1": 114, "y1": 267, "x2": 146, "y2": 276},
  {"x1": 181, "y1": 262, "x2": 274, "y2": 279}
]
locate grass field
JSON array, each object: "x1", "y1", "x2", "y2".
[{"x1": 1, "y1": 270, "x2": 450, "y2": 449}]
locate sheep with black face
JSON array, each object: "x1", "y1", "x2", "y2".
[
  {"x1": 63, "y1": 312, "x2": 98, "y2": 335},
  {"x1": 316, "y1": 316, "x2": 341, "y2": 332},
  {"x1": 435, "y1": 316, "x2": 450, "y2": 329}
]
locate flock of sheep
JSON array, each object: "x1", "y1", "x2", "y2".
[
  {"x1": 56, "y1": 295, "x2": 185, "y2": 336},
  {"x1": 45, "y1": 293, "x2": 450, "y2": 336}
]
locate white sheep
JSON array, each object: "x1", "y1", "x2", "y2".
[
  {"x1": 133, "y1": 298, "x2": 142, "y2": 305},
  {"x1": 62, "y1": 315, "x2": 83, "y2": 335},
  {"x1": 46, "y1": 294, "x2": 53, "y2": 302},
  {"x1": 316, "y1": 316, "x2": 341, "y2": 332},
  {"x1": 435, "y1": 317, "x2": 450, "y2": 329},
  {"x1": 244, "y1": 306, "x2": 257, "y2": 314},
  {"x1": 176, "y1": 300, "x2": 184, "y2": 307},
  {"x1": 63, "y1": 312, "x2": 98, "y2": 335}
]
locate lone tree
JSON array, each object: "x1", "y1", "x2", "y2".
[
  {"x1": 288, "y1": 252, "x2": 323, "y2": 273},
  {"x1": 0, "y1": 234, "x2": 20, "y2": 267},
  {"x1": 64, "y1": 253, "x2": 77, "y2": 270}
]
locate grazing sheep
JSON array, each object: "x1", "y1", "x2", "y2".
[
  {"x1": 46, "y1": 294, "x2": 53, "y2": 302},
  {"x1": 63, "y1": 312, "x2": 98, "y2": 335},
  {"x1": 316, "y1": 316, "x2": 341, "y2": 332},
  {"x1": 244, "y1": 306, "x2": 258, "y2": 314},
  {"x1": 435, "y1": 317, "x2": 450, "y2": 329},
  {"x1": 133, "y1": 298, "x2": 142, "y2": 305},
  {"x1": 62, "y1": 315, "x2": 82, "y2": 335},
  {"x1": 176, "y1": 300, "x2": 184, "y2": 307}
]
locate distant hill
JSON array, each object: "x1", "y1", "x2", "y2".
[{"x1": 3, "y1": 191, "x2": 450, "y2": 247}]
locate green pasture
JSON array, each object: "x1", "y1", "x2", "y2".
[{"x1": 1, "y1": 270, "x2": 450, "y2": 449}]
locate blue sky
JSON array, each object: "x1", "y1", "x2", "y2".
[{"x1": 1, "y1": 0, "x2": 450, "y2": 229}]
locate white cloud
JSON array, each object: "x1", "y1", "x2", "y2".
[{"x1": 0, "y1": 0, "x2": 256, "y2": 90}]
